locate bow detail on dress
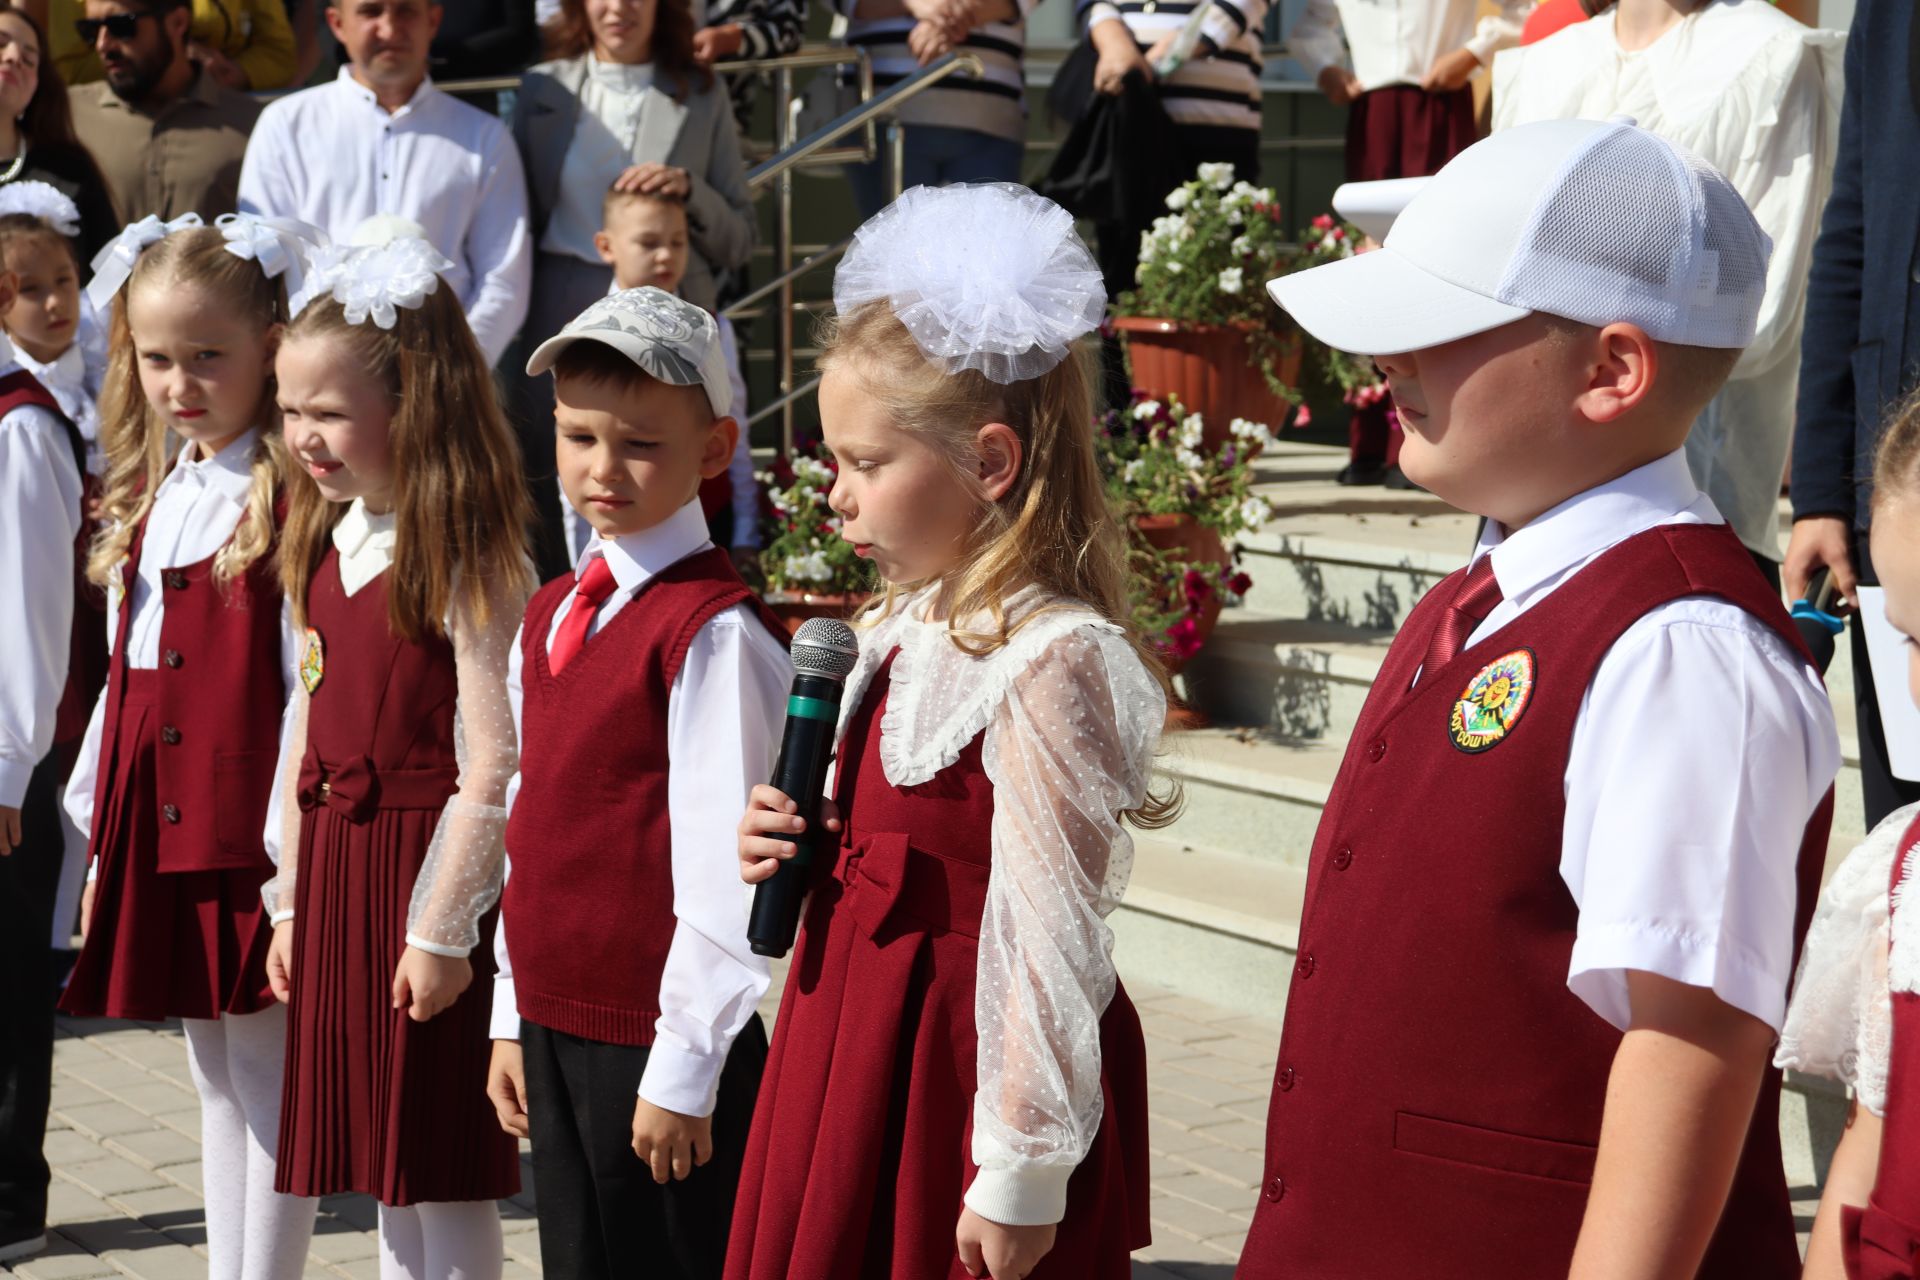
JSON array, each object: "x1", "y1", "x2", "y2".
[{"x1": 297, "y1": 750, "x2": 379, "y2": 823}]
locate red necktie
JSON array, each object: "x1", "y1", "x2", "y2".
[
  {"x1": 1416, "y1": 556, "x2": 1505, "y2": 689},
  {"x1": 547, "y1": 554, "x2": 620, "y2": 675}
]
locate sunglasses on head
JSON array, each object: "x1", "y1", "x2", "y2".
[{"x1": 75, "y1": 13, "x2": 154, "y2": 44}]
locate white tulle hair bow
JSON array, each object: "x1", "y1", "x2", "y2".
[
  {"x1": 216, "y1": 213, "x2": 326, "y2": 303},
  {"x1": 0, "y1": 181, "x2": 81, "y2": 237},
  {"x1": 288, "y1": 228, "x2": 455, "y2": 330},
  {"x1": 85, "y1": 211, "x2": 204, "y2": 311},
  {"x1": 832, "y1": 183, "x2": 1106, "y2": 384}
]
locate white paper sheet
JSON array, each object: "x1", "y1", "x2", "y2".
[{"x1": 1857, "y1": 585, "x2": 1920, "y2": 782}]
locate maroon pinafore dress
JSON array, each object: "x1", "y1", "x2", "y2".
[
  {"x1": 1845, "y1": 808, "x2": 1920, "y2": 1279},
  {"x1": 274, "y1": 548, "x2": 518, "y2": 1205},
  {"x1": 725, "y1": 653, "x2": 1151, "y2": 1280}
]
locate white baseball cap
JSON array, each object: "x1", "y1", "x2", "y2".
[
  {"x1": 1269, "y1": 118, "x2": 1773, "y2": 356},
  {"x1": 526, "y1": 287, "x2": 734, "y2": 418}
]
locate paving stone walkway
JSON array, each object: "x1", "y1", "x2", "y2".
[{"x1": 10, "y1": 982, "x2": 1279, "y2": 1280}]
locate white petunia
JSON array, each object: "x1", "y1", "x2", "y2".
[
  {"x1": 1122, "y1": 458, "x2": 1145, "y2": 482},
  {"x1": 1167, "y1": 261, "x2": 1183, "y2": 274},
  {"x1": 1166, "y1": 186, "x2": 1192, "y2": 211},
  {"x1": 1198, "y1": 162, "x2": 1236, "y2": 190},
  {"x1": 1237, "y1": 497, "x2": 1272, "y2": 529},
  {"x1": 1178, "y1": 414, "x2": 1205, "y2": 448},
  {"x1": 1218, "y1": 267, "x2": 1244, "y2": 294},
  {"x1": 1231, "y1": 235, "x2": 1254, "y2": 257},
  {"x1": 1133, "y1": 399, "x2": 1162, "y2": 421},
  {"x1": 1175, "y1": 446, "x2": 1204, "y2": 471}
]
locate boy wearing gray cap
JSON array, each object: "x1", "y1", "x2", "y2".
[
  {"x1": 484, "y1": 288, "x2": 792, "y2": 1280},
  {"x1": 1237, "y1": 119, "x2": 1840, "y2": 1278}
]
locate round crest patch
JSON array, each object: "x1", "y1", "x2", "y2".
[{"x1": 1448, "y1": 648, "x2": 1536, "y2": 753}]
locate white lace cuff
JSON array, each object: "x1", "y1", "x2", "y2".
[{"x1": 404, "y1": 796, "x2": 509, "y2": 956}]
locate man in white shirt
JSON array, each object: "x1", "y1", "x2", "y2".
[{"x1": 237, "y1": 0, "x2": 531, "y2": 365}]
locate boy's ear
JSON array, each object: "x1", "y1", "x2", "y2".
[
  {"x1": 593, "y1": 231, "x2": 617, "y2": 269},
  {"x1": 1572, "y1": 323, "x2": 1657, "y2": 426},
  {"x1": 0, "y1": 269, "x2": 18, "y2": 314},
  {"x1": 698, "y1": 414, "x2": 739, "y2": 481}
]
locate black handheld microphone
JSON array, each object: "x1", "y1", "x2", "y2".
[{"x1": 748, "y1": 617, "x2": 860, "y2": 959}]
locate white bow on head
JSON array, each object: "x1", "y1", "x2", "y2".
[
  {"x1": 215, "y1": 213, "x2": 327, "y2": 303},
  {"x1": 289, "y1": 233, "x2": 455, "y2": 331},
  {"x1": 0, "y1": 181, "x2": 82, "y2": 238},
  {"x1": 86, "y1": 212, "x2": 204, "y2": 312}
]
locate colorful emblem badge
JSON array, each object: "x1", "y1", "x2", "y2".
[
  {"x1": 299, "y1": 626, "x2": 325, "y2": 694},
  {"x1": 1448, "y1": 648, "x2": 1536, "y2": 753}
]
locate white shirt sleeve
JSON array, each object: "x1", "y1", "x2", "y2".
[
  {"x1": 0, "y1": 407, "x2": 82, "y2": 806},
  {"x1": 236, "y1": 102, "x2": 295, "y2": 219},
  {"x1": 966, "y1": 626, "x2": 1164, "y2": 1227},
  {"x1": 490, "y1": 625, "x2": 527, "y2": 1042},
  {"x1": 1284, "y1": 0, "x2": 1348, "y2": 80},
  {"x1": 459, "y1": 126, "x2": 534, "y2": 366},
  {"x1": 1561, "y1": 598, "x2": 1842, "y2": 1034},
  {"x1": 62, "y1": 687, "x2": 108, "y2": 840},
  {"x1": 1463, "y1": 0, "x2": 1529, "y2": 67},
  {"x1": 638, "y1": 603, "x2": 786, "y2": 1117}
]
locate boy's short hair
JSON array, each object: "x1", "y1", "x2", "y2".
[
  {"x1": 550, "y1": 338, "x2": 668, "y2": 401},
  {"x1": 602, "y1": 185, "x2": 690, "y2": 226}
]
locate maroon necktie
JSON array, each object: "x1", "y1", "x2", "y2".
[
  {"x1": 1416, "y1": 556, "x2": 1504, "y2": 689},
  {"x1": 548, "y1": 554, "x2": 619, "y2": 675}
]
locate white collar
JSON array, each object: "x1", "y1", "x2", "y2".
[
  {"x1": 587, "y1": 54, "x2": 655, "y2": 93},
  {"x1": 12, "y1": 338, "x2": 83, "y2": 394},
  {"x1": 336, "y1": 64, "x2": 435, "y2": 118},
  {"x1": 577, "y1": 498, "x2": 713, "y2": 595},
  {"x1": 1470, "y1": 450, "x2": 1719, "y2": 601},
  {"x1": 158, "y1": 428, "x2": 259, "y2": 502},
  {"x1": 332, "y1": 496, "x2": 396, "y2": 556}
]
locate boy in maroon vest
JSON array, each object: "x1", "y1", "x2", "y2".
[
  {"x1": 1238, "y1": 119, "x2": 1842, "y2": 1278},
  {"x1": 485, "y1": 287, "x2": 792, "y2": 1280}
]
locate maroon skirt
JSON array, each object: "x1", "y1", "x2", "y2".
[
  {"x1": 725, "y1": 832, "x2": 1151, "y2": 1280},
  {"x1": 60, "y1": 670, "x2": 275, "y2": 1021},
  {"x1": 274, "y1": 775, "x2": 518, "y2": 1206},
  {"x1": 1844, "y1": 1201, "x2": 1920, "y2": 1280}
]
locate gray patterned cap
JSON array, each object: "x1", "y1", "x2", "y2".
[{"x1": 525, "y1": 286, "x2": 733, "y2": 417}]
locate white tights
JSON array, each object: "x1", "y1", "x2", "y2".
[
  {"x1": 181, "y1": 1005, "x2": 319, "y2": 1280},
  {"x1": 376, "y1": 1201, "x2": 503, "y2": 1280}
]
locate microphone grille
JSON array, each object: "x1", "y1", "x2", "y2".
[{"x1": 791, "y1": 617, "x2": 860, "y2": 682}]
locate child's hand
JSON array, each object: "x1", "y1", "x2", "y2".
[
  {"x1": 0, "y1": 804, "x2": 19, "y2": 855},
  {"x1": 390, "y1": 946, "x2": 472, "y2": 1022},
  {"x1": 738, "y1": 785, "x2": 843, "y2": 885},
  {"x1": 631, "y1": 1097, "x2": 713, "y2": 1184},
  {"x1": 956, "y1": 1207, "x2": 1056, "y2": 1280},
  {"x1": 266, "y1": 921, "x2": 296, "y2": 1004},
  {"x1": 486, "y1": 1040, "x2": 530, "y2": 1139},
  {"x1": 79, "y1": 878, "x2": 96, "y2": 945}
]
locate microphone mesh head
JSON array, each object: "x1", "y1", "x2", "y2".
[{"x1": 791, "y1": 617, "x2": 860, "y2": 683}]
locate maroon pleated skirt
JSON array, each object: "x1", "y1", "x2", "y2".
[
  {"x1": 725, "y1": 832, "x2": 1151, "y2": 1280},
  {"x1": 59, "y1": 670, "x2": 275, "y2": 1021},
  {"x1": 274, "y1": 792, "x2": 518, "y2": 1206}
]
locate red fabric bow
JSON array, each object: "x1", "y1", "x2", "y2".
[{"x1": 296, "y1": 750, "x2": 379, "y2": 823}]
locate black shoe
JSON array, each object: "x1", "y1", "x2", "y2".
[
  {"x1": 1383, "y1": 465, "x2": 1423, "y2": 492},
  {"x1": 0, "y1": 1232, "x2": 49, "y2": 1265},
  {"x1": 1336, "y1": 461, "x2": 1389, "y2": 486}
]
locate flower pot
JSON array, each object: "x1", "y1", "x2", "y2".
[
  {"x1": 764, "y1": 592, "x2": 868, "y2": 637},
  {"x1": 1133, "y1": 513, "x2": 1228, "y2": 676},
  {"x1": 1114, "y1": 317, "x2": 1303, "y2": 448}
]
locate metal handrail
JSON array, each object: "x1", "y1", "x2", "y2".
[
  {"x1": 723, "y1": 235, "x2": 853, "y2": 318},
  {"x1": 747, "y1": 51, "x2": 984, "y2": 191},
  {"x1": 747, "y1": 375, "x2": 823, "y2": 428}
]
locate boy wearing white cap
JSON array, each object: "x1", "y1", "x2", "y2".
[
  {"x1": 484, "y1": 287, "x2": 792, "y2": 1280},
  {"x1": 1238, "y1": 119, "x2": 1841, "y2": 1278}
]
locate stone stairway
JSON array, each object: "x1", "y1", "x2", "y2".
[{"x1": 1108, "y1": 440, "x2": 1860, "y2": 1194}]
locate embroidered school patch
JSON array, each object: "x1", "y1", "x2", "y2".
[
  {"x1": 1447, "y1": 648, "x2": 1536, "y2": 753},
  {"x1": 299, "y1": 627, "x2": 325, "y2": 694}
]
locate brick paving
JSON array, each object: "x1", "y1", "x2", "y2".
[{"x1": 10, "y1": 982, "x2": 1278, "y2": 1280}]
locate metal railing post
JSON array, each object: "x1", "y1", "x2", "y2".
[{"x1": 776, "y1": 64, "x2": 797, "y2": 453}]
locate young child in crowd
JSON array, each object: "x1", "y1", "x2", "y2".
[
  {"x1": 1778, "y1": 397, "x2": 1920, "y2": 1278},
  {"x1": 563, "y1": 185, "x2": 759, "y2": 574},
  {"x1": 1237, "y1": 119, "x2": 1840, "y2": 1279},
  {"x1": 265, "y1": 228, "x2": 535, "y2": 1280},
  {"x1": 731, "y1": 183, "x2": 1162, "y2": 1280},
  {"x1": 484, "y1": 285, "x2": 789, "y2": 1280},
  {"x1": 59, "y1": 216, "x2": 320, "y2": 1280},
  {"x1": 0, "y1": 208, "x2": 85, "y2": 1270}
]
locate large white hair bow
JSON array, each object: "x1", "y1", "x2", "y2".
[
  {"x1": 832, "y1": 183, "x2": 1106, "y2": 384},
  {"x1": 86, "y1": 212, "x2": 204, "y2": 311},
  {"x1": 216, "y1": 213, "x2": 326, "y2": 304},
  {"x1": 289, "y1": 226, "x2": 455, "y2": 330},
  {"x1": 0, "y1": 181, "x2": 81, "y2": 237}
]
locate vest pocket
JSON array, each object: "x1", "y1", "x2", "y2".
[
  {"x1": 214, "y1": 749, "x2": 277, "y2": 859},
  {"x1": 1392, "y1": 1111, "x2": 1597, "y2": 1185}
]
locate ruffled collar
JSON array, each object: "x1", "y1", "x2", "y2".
[
  {"x1": 838, "y1": 584, "x2": 1120, "y2": 787},
  {"x1": 332, "y1": 497, "x2": 397, "y2": 596},
  {"x1": 1891, "y1": 817, "x2": 1920, "y2": 996}
]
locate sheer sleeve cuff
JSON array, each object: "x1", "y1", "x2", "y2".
[
  {"x1": 637, "y1": 1038, "x2": 726, "y2": 1118},
  {"x1": 963, "y1": 1165, "x2": 1075, "y2": 1227}
]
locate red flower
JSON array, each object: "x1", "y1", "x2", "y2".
[
  {"x1": 1228, "y1": 572, "x2": 1252, "y2": 596},
  {"x1": 1310, "y1": 214, "x2": 1334, "y2": 230},
  {"x1": 1164, "y1": 616, "x2": 1204, "y2": 659},
  {"x1": 1292, "y1": 403, "x2": 1313, "y2": 429}
]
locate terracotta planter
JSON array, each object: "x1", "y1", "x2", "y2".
[
  {"x1": 764, "y1": 592, "x2": 868, "y2": 636},
  {"x1": 1114, "y1": 316, "x2": 1303, "y2": 448},
  {"x1": 1133, "y1": 513, "x2": 1228, "y2": 677}
]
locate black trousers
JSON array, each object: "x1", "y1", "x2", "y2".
[
  {"x1": 0, "y1": 756, "x2": 62, "y2": 1243},
  {"x1": 1853, "y1": 536, "x2": 1920, "y2": 828},
  {"x1": 522, "y1": 1014, "x2": 768, "y2": 1280}
]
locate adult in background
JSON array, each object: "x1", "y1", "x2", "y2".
[
  {"x1": 48, "y1": 0, "x2": 300, "y2": 90},
  {"x1": 67, "y1": 0, "x2": 259, "y2": 220},
  {"x1": 238, "y1": 0, "x2": 531, "y2": 364},
  {"x1": 1785, "y1": 0, "x2": 1920, "y2": 830},
  {"x1": 1288, "y1": 0, "x2": 1528, "y2": 486},
  {"x1": 693, "y1": 0, "x2": 804, "y2": 136},
  {"x1": 0, "y1": 5, "x2": 115, "y2": 263},
  {"x1": 510, "y1": 0, "x2": 753, "y2": 572},
  {"x1": 1495, "y1": 0, "x2": 1842, "y2": 591}
]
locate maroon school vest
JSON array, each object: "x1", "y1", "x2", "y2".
[
  {"x1": 91, "y1": 490, "x2": 285, "y2": 876},
  {"x1": 1844, "y1": 810, "x2": 1920, "y2": 1279},
  {"x1": 1237, "y1": 522, "x2": 1833, "y2": 1280},
  {"x1": 503, "y1": 547, "x2": 786, "y2": 1046}
]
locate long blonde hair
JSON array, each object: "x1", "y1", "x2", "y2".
[
  {"x1": 86, "y1": 227, "x2": 287, "y2": 590},
  {"x1": 277, "y1": 288, "x2": 535, "y2": 640},
  {"x1": 817, "y1": 301, "x2": 1179, "y2": 826}
]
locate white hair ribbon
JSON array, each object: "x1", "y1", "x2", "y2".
[
  {"x1": 85, "y1": 212, "x2": 205, "y2": 312},
  {"x1": 289, "y1": 235, "x2": 456, "y2": 330},
  {"x1": 215, "y1": 213, "x2": 326, "y2": 302},
  {"x1": 0, "y1": 181, "x2": 81, "y2": 238}
]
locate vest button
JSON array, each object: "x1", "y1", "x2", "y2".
[
  {"x1": 161, "y1": 725, "x2": 181, "y2": 745},
  {"x1": 163, "y1": 649, "x2": 183, "y2": 669},
  {"x1": 1366, "y1": 738, "x2": 1386, "y2": 762},
  {"x1": 1277, "y1": 1065, "x2": 1295, "y2": 1092},
  {"x1": 1295, "y1": 953, "x2": 1315, "y2": 979},
  {"x1": 1332, "y1": 846, "x2": 1353, "y2": 870},
  {"x1": 1263, "y1": 1176, "x2": 1285, "y2": 1202},
  {"x1": 162, "y1": 804, "x2": 180, "y2": 824},
  {"x1": 164, "y1": 570, "x2": 187, "y2": 590}
]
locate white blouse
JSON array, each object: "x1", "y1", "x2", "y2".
[
  {"x1": 1492, "y1": 2, "x2": 1844, "y2": 559},
  {"x1": 1776, "y1": 802, "x2": 1920, "y2": 1118},
  {"x1": 837, "y1": 587, "x2": 1165, "y2": 1227},
  {"x1": 12, "y1": 304, "x2": 105, "y2": 475},
  {"x1": 261, "y1": 498, "x2": 531, "y2": 966},
  {"x1": 541, "y1": 57, "x2": 655, "y2": 264}
]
